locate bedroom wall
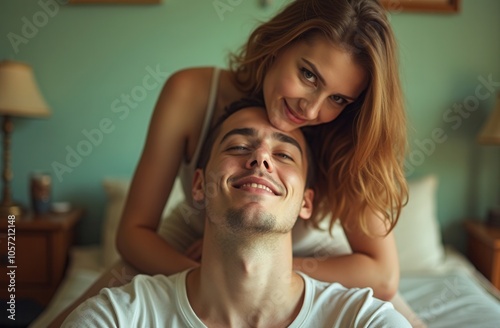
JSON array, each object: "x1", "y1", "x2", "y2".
[{"x1": 1, "y1": 0, "x2": 499, "y2": 251}]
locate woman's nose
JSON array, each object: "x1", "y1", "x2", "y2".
[{"x1": 299, "y1": 96, "x2": 322, "y2": 120}]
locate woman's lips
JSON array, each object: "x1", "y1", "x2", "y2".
[{"x1": 283, "y1": 100, "x2": 306, "y2": 125}]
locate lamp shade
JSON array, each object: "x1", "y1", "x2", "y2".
[
  {"x1": 0, "y1": 60, "x2": 51, "y2": 118},
  {"x1": 477, "y1": 92, "x2": 500, "y2": 145}
]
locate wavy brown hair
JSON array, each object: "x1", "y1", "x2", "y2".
[{"x1": 229, "y1": 0, "x2": 408, "y2": 237}]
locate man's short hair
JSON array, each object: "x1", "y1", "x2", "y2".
[{"x1": 196, "y1": 98, "x2": 316, "y2": 188}]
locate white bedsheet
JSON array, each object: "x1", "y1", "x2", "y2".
[
  {"x1": 399, "y1": 247, "x2": 500, "y2": 328},
  {"x1": 401, "y1": 272, "x2": 500, "y2": 328},
  {"x1": 30, "y1": 246, "x2": 500, "y2": 328}
]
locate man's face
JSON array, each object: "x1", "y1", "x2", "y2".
[{"x1": 192, "y1": 106, "x2": 314, "y2": 235}]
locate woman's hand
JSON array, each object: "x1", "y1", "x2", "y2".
[{"x1": 185, "y1": 238, "x2": 204, "y2": 262}]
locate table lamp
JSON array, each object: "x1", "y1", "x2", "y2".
[
  {"x1": 477, "y1": 92, "x2": 500, "y2": 226},
  {"x1": 0, "y1": 60, "x2": 51, "y2": 216}
]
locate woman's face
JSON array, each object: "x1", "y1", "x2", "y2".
[{"x1": 263, "y1": 34, "x2": 368, "y2": 132}]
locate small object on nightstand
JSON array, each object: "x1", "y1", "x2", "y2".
[
  {"x1": 464, "y1": 220, "x2": 500, "y2": 290},
  {"x1": 30, "y1": 171, "x2": 52, "y2": 214}
]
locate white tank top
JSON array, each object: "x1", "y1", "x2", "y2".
[{"x1": 178, "y1": 67, "x2": 221, "y2": 204}]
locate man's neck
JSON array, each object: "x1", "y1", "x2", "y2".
[{"x1": 186, "y1": 227, "x2": 305, "y2": 327}]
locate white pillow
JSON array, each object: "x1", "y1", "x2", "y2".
[
  {"x1": 394, "y1": 175, "x2": 445, "y2": 272},
  {"x1": 101, "y1": 177, "x2": 184, "y2": 269}
]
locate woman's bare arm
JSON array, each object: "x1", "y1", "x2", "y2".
[
  {"x1": 292, "y1": 209, "x2": 399, "y2": 301},
  {"x1": 116, "y1": 68, "x2": 214, "y2": 275}
]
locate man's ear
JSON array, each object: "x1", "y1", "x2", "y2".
[
  {"x1": 192, "y1": 169, "x2": 205, "y2": 202},
  {"x1": 298, "y1": 188, "x2": 314, "y2": 220}
]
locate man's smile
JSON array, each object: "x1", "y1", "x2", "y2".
[{"x1": 231, "y1": 176, "x2": 282, "y2": 196}]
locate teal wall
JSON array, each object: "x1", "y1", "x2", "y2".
[{"x1": 1, "y1": 0, "x2": 499, "y2": 250}]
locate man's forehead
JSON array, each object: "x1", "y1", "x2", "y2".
[{"x1": 220, "y1": 107, "x2": 305, "y2": 145}]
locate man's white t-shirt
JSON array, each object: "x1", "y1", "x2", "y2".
[{"x1": 62, "y1": 270, "x2": 410, "y2": 327}]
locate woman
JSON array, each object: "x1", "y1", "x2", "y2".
[{"x1": 53, "y1": 0, "x2": 418, "y2": 326}]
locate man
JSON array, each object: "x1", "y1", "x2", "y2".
[{"x1": 63, "y1": 102, "x2": 410, "y2": 327}]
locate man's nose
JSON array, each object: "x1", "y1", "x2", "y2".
[{"x1": 245, "y1": 148, "x2": 273, "y2": 172}]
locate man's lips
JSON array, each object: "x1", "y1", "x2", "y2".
[
  {"x1": 284, "y1": 100, "x2": 307, "y2": 125},
  {"x1": 232, "y1": 176, "x2": 282, "y2": 196}
]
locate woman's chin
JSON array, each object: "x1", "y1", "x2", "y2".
[{"x1": 268, "y1": 114, "x2": 294, "y2": 132}]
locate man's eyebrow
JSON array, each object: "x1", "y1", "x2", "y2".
[
  {"x1": 272, "y1": 132, "x2": 303, "y2": 156},
  {"x1": 220, "y1": 128, "x2": 256, "y2": 144}
]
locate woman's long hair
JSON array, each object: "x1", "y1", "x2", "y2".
[{"x1": 229, "y1": 0, "x2": 408, "y2": 236}]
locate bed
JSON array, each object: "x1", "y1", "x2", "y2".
[{"x1": 29, "y1": 175, "x2": 500, "y2": 327}]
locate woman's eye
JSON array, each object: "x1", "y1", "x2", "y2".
[
  {"x1": 300, "y1": 67, "x2": 317, "y2": 84},
  {"x1": 331, "y1": 95, "x2": 347, "y2": 105}
]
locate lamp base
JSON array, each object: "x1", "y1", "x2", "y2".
[{"x1": 0, "y1": 203, "x2": 23, "y2": 217}]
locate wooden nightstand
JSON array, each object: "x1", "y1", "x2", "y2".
[
  {"x1": 0, "y1": 208, "x2": 83, "y2": 306},
  {"x1": 464, "y1": 220, "x2": 500, "y2": 290}
]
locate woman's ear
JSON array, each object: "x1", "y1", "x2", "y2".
[
  {"x1": 192, "y1": 169, "x2": 205, "y2": 202},
  {"x1": 298, "y1": 188, "x2": 314, "y2": 220}
]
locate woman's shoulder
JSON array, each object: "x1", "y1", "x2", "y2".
[
  {"x1": 161, "y1": 67, "x2": 230, "y2": 105},
  {"x1": 165, "y1": 67, "x2": 215, "y2": 93},
  {"x1": 162, "y1": 66, "x2": 242, "y2": 116},
  {"x1": 166, "y1": 66, "x2": 229, "y2": 87},
  {"x1": 153, "y1": 67, "x2": 215, "y2": 115}
]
